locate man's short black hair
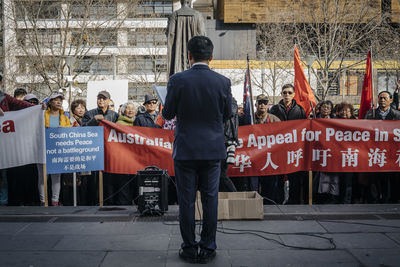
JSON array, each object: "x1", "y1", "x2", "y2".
[
  {"x1": 281, "y1": 84, "x2": 295, "y2": 92},
  {"x1": 14, "y1": 88, "x2": 27, "y2": 98},
  {"x1": 378, "y1": 90, "x2": 392, "y2": 99},
  {"x1": 188, "y1": 36, "x2": 213, "y2": 61}
]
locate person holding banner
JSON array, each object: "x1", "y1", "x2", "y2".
[
  {"x1": 70, "y1": 99, "x2": 87, "y2": 127},
  {"x1": 269, "y1": 84, "x2": 307, "y2": 204},
  {"x1": 134, "y1": 94, "x2": 161, "y2": 128},
  {"x1": 108, "y1": 101, "x2": 137, "y2": 205},
  {"x1": 82, "y1": 91, "x2": 118, "y2": 126},
  {"x1": 253, "y1": 94, "x2": 283, "y2": 204},
  {"x1": 365, "y1": 91, "x2": 400, "y2": 203},
  {"x1": 37, "y1": 92, "x2": 71, "y2": 206},
  {"x1": 82, "y1": 90, "x2": 118, "y2": 205},
  {"x1": 117, "y1": 101, "x2": 136, "y2": 126},
  {"x1": 162, "y1": 36, "x2": 231, "y2": 264}
]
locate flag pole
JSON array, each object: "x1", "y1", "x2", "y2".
[
  {"x1": 370, "y1": 46, "x2": 375, "y2": 118},
  {"x1": 247, "y1": 54, "x2": 255, "y2": 125}
]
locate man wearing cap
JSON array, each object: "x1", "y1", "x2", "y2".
[
  {"x1": 254, "y1": 94, "x2": 280, "y2": 124},
  {"x1": 24, "y1": 94, "x2": 39, "y2": 105},
  {"x1": 253, "y1": 94, "x2": 282, "y2": 204},
  {"x1": 82, "y1": 90, "x2": 118, "y2": 126},
  {"x1": 82, "y1": 90, "x2": 118, "y2": 205},
  {"x1": 134, "y1": 94, "x2": 161, "y2": 128}
]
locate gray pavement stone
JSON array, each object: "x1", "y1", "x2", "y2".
[
  {"x1": 222, "y1": 220, "x2": 327, "y2": 234},
  {"x1": 0, "y1": 223, "x2": 30, "y2": 235},
  {"x1": 331, "y1": 233, "x2": 400, "y2": 249},
  {"x1": 0, "y1": 251, "x2": 105, "y2": 267},
  {"x1": 275, "y1": 205, "x2": 319, "y2": 214},
  {"x1": 101, "y1": 251, "x2": 167, "y2": 267},
  {"x1": 281, "y1": 233, "x2": 398, "y2": 250},
  {"x1": 53, "y1": 234, "x2": 171, "y2": 251},
  {"x1": 166, "y1": 249, "x2": 231, "y2": 267},
  {"x1": 229, "y1": 249, "x2": 358, "y2": 267},
  {"x1": 385, "y1": 233, "x2": 400, "y2": 246},
  {"x1": 277, "y1": 234, "x2": 335, "y2": 250},
  {"x1": 318, "y1": 220, "x2": 400, "y2": 233},
  {"x1": 0, "y1": 235, "x2": 64, "y2": 251},
  {"x1": 349, "y1": 248, "x2": 400, "y2": 267}
]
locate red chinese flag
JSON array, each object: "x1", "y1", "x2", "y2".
[
  {"x1": 294, "y1": 46, "x2": 316, "y2": 117},
  {"x1": 359, "y1": 51, "x2": 373, "y2": 119}
]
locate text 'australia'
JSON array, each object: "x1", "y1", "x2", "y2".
[{"x1": 107, "y1": 129, "x2": 172, "y2": 149}]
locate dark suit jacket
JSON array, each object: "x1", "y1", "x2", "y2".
[{"x1": 162, "y1": 64, "x2": 232, "y2": 160}]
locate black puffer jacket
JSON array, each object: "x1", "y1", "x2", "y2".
[
  {"x1": 134, "y1": 106, "x2": 161, "y2": 128},
  {"x1": 224, "y1": 97, "x2": 239, "y2": 145},
  {"x1": 365, "y1": 108, "x2": 400, "y2": 120},
  {"x1": 82, "y1": 108, "x2": 119, "y2": 126},
  {"x1": 268, "y1": 99, "x2": 306, "y2": 121}
]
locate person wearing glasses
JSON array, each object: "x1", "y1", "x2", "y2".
[
  {"x1": 23, "y1": 94, "x2": 40, "y2": 105},
  {"x1": 82, "y1": 90, "x2": 118, "y2": 205},
  {"x1": 269, "y1": 84, "x2": 307, "y2": 204},
  {"x1": 82, "y1": 91, "x2": 118, "y2": 126},
  {"x1": 254, "y1": 94, "x2": 281, "y2": 204},
  {"x1": 108, "y1": 99, "x2": 116, "y2": 111},
  {"x1": 134, "y1": 94, "x2": 161, "y2": 128},
  {"x1": 365, "y1": 91, "x2": 400, "y2": 204}
]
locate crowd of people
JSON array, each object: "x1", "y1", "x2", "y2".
[{"x1": 0, "y1": 73, "x2": 400, "y2": 206}]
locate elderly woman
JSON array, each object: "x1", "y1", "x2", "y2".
[
  {"x1": 107, "y1": 101, "x2": 137, "y2": 205},
  {"x1": 70, "y1": 99, "x2": 87, "y2": 127},
  {"x1": 116, "y1": 101, "x2": 136, "y2": 125},
  {"x1": 38, "y1": 92, "x2": 71, "y2": 206},
  {"x1": 315, "y1": 100, "x2": 339, "y2": 204},
  {"x1": 335, "y1": 102, "x2": 357, "y2": 203}
]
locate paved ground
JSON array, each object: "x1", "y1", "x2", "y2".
[{"x1": 0, "y1": 204, "x2": 400, "y2": 267}]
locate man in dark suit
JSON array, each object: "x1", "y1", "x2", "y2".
[{"x1": 162, "y1": 36, "x2": 232, "y2": 264}]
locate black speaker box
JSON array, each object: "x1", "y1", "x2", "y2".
[{"x1": 136, "y1": 167, "x2": 168, "y2": 215}]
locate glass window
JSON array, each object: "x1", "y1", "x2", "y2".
[
  {"x1": 15, "y1": 1, "x2": 61, "y2": 20},
  {"x1": 130, "y1": 1, "x2": 173, "y2": 18},
  {"x1": 71, "y1": 2, "x2": 117, "y2": 19}
]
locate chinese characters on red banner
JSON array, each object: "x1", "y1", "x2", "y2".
[{"x1": 101, "y1": 119, "x2": 400, "y2": 176}]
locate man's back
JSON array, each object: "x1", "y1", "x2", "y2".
[{"x1": 163, "y1": 64, "x2": 232, "y2": 160}]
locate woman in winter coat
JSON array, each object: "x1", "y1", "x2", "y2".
[
  {"x1": 38, "y1": 92, "x2": 71, "y2": 206},
  {"x1": 116, "y1": 101, "x2": 136, "y2": 126}
]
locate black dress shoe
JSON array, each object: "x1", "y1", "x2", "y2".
[
  {"x1": 198, "y1": 248, "x2": 216, "y2": 264},
  {"x1": 179, "y1": 248, "x2": 197, "y2": 263}
]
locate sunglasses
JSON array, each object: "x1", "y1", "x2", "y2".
[
  {"x1": 146, "y1": 101, "x2": 157, "y2": 105},
  {"x1": 257, "y1": 100, "x2": 269, "y2": 105},
  {"x1": 282, "y1": 91, "x2": 294, "y2": 95},
  {"x1": 28, "y1": 99, "x2": 39, "y2": 105}
]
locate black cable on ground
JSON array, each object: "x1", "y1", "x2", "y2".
[
  {"x1": 317, "y1": 219, "x2": 400, "y2": 229},
  {"x1": 95, "y1": 175, "x2": 136, "y2": 206}
]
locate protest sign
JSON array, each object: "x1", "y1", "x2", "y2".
[
  {"x1": 45, "y1": 126, "x2": 104, "y2": 174},
  {"x1": 101, "y1": 119, "x2": 400, "y2": 176},
  {"x1": 0, "y1": 106, "x2": 45, "y2": 169}
]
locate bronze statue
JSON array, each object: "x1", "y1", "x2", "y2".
[{"x1": 166, "y1": 0, "x2": 205, "y2": 77}]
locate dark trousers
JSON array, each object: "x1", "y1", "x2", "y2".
[
  {"x1": 218, "y1": 160, "x2": 237, "y2": 192},
  {"x1": 104, "y1": 173, "x2": 133, "y2": 205},
  {"x1": 174, "y1": 159, "x2": 220, "y2": 252},
  {"x1": 86, "y1": 171, "x2": 99, "y2": 206},
  {"x1": 7, "y1": 165, "x2": 39, "y2": 206},
  {"x1": 260, "y1": 175, "x2": 283, "y2": 204},
  {"x1": 232, "y1": 176, "x2": 258, "y2": 191},
  {"x1": 288, "y1": 172, "x2": 308, "y2": 204}
]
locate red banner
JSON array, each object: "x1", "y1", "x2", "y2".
[{"x1": 101, "y1": 119, "x2": 400, "y2": 176}]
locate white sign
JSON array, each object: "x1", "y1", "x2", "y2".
[
  {"x1": 87, "y1": 80, "x2": 129, "y2": 111},
  {"x1": 0, "y1": 106, "x2": 46, "y2": 168}
]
